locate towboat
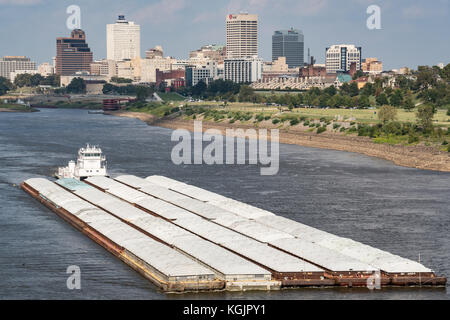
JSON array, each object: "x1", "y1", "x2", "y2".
[{"x1": 55, "y1": 144, "x2": 108, "y2": 180}]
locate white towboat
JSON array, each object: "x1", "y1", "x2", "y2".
[{"x1": 56, "y1": 144, "x2": 107, "y2": 180}]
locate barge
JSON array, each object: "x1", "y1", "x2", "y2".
[{"x1": 21, "y1": 156, "x2": 446, "y2": 292}]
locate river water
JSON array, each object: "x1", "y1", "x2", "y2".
[{"x1": 0, "y1": 108, "x2": 449, "y2": 300}]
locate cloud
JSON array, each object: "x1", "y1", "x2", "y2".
[
  {"x1": 226, "y1": 0, "x2": 328, "y2": 16},
  {"x1": 401, "y1": 2, "x2": 448, "y2": 19},
  {"x1": 134, "y1": 0, "x2": 186, "y2": 24},
  {"x1": 0, "y1": 0, "x2": 41, "y2": 5}
]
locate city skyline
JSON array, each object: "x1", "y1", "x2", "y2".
[{"x1": 0, "y1": 0, "x2": 448, "y2": 70}]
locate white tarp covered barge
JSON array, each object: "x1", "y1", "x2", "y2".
[{"x1": 21, "y1": 175, "x2": 446, "y2": 292}]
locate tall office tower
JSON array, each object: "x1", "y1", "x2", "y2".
[
  {"x1": 0, "y1": 56, "x2": 36, "y2": 80},
  {"x1": 107, "y1": 15, "x2": 141, "y2": 61},
  {"x1": 272, "y1": 28, "x2": 304, "y2": 68},
  {"x1": 325, "y1": 44, "x2": 362, "y2": 74},
  {"x1": 56, "y1": 29, "x2": 93, "y2": 76},
  {"x1": 226, "y1": 13, "x2": 258, "y2": 58}
]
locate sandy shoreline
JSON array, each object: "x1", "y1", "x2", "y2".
[{"x1": 106, "y1": 111, "x2": 450, "y2": 172}]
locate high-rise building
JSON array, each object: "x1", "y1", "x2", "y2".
[
  {"x1": 56, "y1": 29, "x2": 93, "y2": 76},
  {"x1": 272, "y1": 28, "x2": 304, "y2": 68},
  {"x1": 325, "y1": 44, "x2": 362, "y2": 74},
  {"x1": 224, "y1": 57, "x2": 263, "y2": 83},
  {"x1": 107, "y1": 15, "x2": 141, "y2": 61},
  {"x1": 0, "y1": 56, "x2": 36, "y2": 80},
  {"x1": 226, "y1": 13, "x2": 258, "y2": 58}
]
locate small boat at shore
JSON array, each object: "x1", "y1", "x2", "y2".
[{"x1": 55, "y1": 144, "x2": 108, "y2": 180}]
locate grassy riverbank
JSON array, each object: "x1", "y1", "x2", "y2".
[
  {"x1": 0, "y1": 103, "x2": 38, "y2": 112},
  {"x1": 107, "y1": 101, "x2": 450, "y2": 172}
]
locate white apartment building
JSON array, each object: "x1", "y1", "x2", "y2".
[
  {"x1": 186, "y1": 61, "x2": 219, "y2": 86},
  {"x1": 224, "y1": 57, "x2": 263, "y2": 83},
  {"x1": 0, "y1": 56, "x2": 36, "y2": 80},
  {"x1": 325, "y1": 44, "x2": 362, "y2": 74},
  {"x1": 226, "y1": 13, "x2": 258, "y2": 58},
  {"x1": 107, "y1": 15, "x2": 141, "y2": 61}
]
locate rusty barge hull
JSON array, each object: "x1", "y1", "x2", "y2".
[{"x1": 21, "y1": 182, "x2": 224, "y2": 293}]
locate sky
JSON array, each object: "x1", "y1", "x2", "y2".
[{"x1": 0, "y1": 0, "x2": 448, "y2": 70}]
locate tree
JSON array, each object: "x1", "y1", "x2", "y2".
[
  {"x1": 66, "y1": 77, "x2": 86, "y2": 93},
  {"x1": 416, "y1": 66, "x2": 438, "y2": 90},
  {"x1": 358, "y1": 95, "x2": 371, "y2": 109},
  {"x1": 192, "y1": 80, "x2": 207, "y2": 97},
  {"x1": 238, "y1": 85, "x2": 255, "y2": 102},
  {"x1": 378, "y1": 105, "x2": 397, "y2": 123},
  {"x1": 14, "y1": 73, "x2": 33, "y2": 87},
  {"x1": 360, "y1": 82, "x2": 375, "y2": 96},
  {"x1": 376, "y1": 93, "x2": 389, "y2": 106},
  {"x1": 403, "y1": 91, "x2": 415, "y2": 111},
  {"x1": 0, "y1": 76, "x2": 14, "y2": 95},
  {"x1": 323, "y1": 85, "x2": 337, "y2": 96},
  {"x1": 416, "y1": 105, "x2": 435, "y2": 133},
  {"x1": 389, "y1": 89, "x2": 403, "y2": 107},
  {"x1": 352, "y1": 70, "x2": 364, "y2": 80},
  {"x1": 111, "y1": 77, "x2": 133, "y2": 84},
  {"x1": 135, "y1": 86, "x2": 153, "y2": 101}
]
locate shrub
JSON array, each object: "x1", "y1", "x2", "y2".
[
  {"x1": 442, "y1": 140, "x2": 449, "y2": 146},
  {"x1": 272, "y1": 118, "x2": 280, "y2": 124},
  {"x1": 304, "y1": 120, "x2": 310, "y2": 126},
  {"x1": 170, "y1": 107, "x2": 180, "y2": 113},
  {"x1": 319, "y1": 117, "x2": 326, "y2": 123},
  {"x1": 290, "y1": 118, "x2": 300, "y2": 126},
  {"x1": 264, "y1": 115, "x2": 271, "y2": 121},
  {"x1": 383, "y1": 121, "x2": 402, "y2": 135},
  {"x1": 408, "y1": 133, "x2": 419, "y2": 144},
  {"x1": 333, "y1": 123, "x2": 341, "y2": 129},
  {"x1": 340, "y1": 127, "x2": 346, "y2": 132},
  {"x1": 317, "y1": 126, "x2": 327, "y2": 134},
  {"x1": 256, "y1": 114, "x2": 265, "y2": 122},
  {"x1": 315, "y1": 123, "x2": 321, "y2": 128}
]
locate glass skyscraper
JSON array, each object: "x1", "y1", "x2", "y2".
[{"x1": 272, "y1": 28, "x2": 304, "y2": 68}]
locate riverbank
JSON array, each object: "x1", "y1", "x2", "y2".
[
  {"x1": 106, "y1": 111, "x2": 450, "y2": 172},
  {"x1": 0, "y1": 105, "x2": 38, "y2": 112}
]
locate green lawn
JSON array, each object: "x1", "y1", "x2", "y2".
[
  {"x1": 157, "y1": 92, "x2": 185, "y2": 102},
  {"x1": 0, "y1": 103, "x2": 36, "y2": 112},
  {"x1": 190, "y1": 103, "x2": 450, "y2": 127}
]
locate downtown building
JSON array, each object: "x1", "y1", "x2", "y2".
[
  {"x1": 225, "y1": 13, "x2": 261, "y2": 83},
  {"x1": 224, "y1": 57, "x2": 263, "y2": 83},
  {"x1": 56, "y1": 29, "x2": 93, "y2": 76},
  {"x1": 185, "y1": 61, "x2": 219, "y2": 87},
  {"x1": 325, "y1": 44, "x2": 362, "y2": 74},
  {"x1": 0, "y1": 56, "x2": 36, "y2": 80},
  {"x1": 107, "y1": 15, "x2": 141, "y2": 61},
  {"x1": 272, "y1": 28, "x2": 304, "y2": 68},
  {"x1": 226, "y1": 13, "x2": 258, "y2": 58}
]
